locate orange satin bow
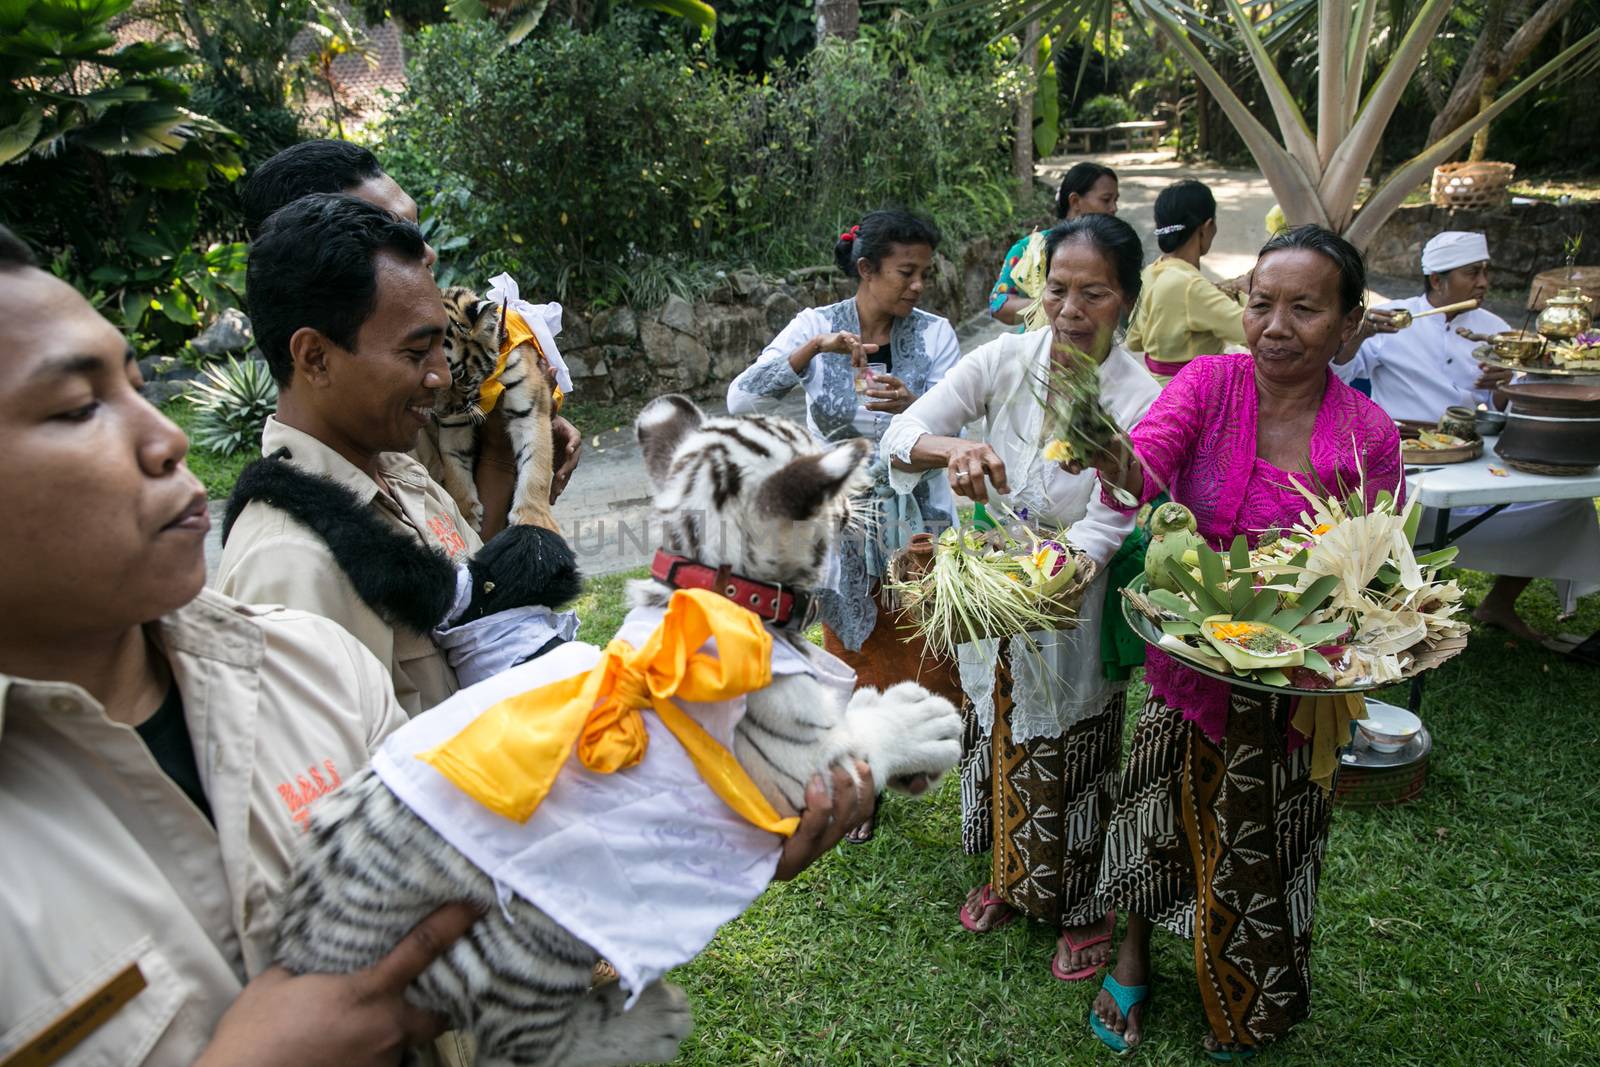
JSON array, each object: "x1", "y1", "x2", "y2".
[{"x1": 420, "y1": 588, "x2": 799, "y2": 836}]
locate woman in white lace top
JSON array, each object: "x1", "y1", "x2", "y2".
[{"x1": 882, "y1": 214, "x2": 1160, "y2": 980}]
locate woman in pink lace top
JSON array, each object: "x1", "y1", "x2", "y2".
[{"x1": 1085, "y1": 227, "x2": 1403, "y2": 1058}]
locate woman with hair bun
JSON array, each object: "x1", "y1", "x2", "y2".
[
  {"x1": 1125, "y1": 179, "x2": 1247, "y2": 385},
  {"x1": 990, "y1": 162, "x2": 1119, "y2": 330},
  {"x1": 728, "y1": 208, "x2": 963, "y2": 842},
  {"x1": 885, "y1": 214, "x2": 1161, "y2": 982}
]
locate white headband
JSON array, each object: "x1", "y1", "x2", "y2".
[{"x1": 1421, "y1": 231, "x2": 1490, "y2": 275}]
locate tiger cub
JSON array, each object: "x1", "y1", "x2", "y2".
[
  {"x1": 274, "y1": 398, "x2": 962, "y2": 1067},
  {"x1": 428, "y1": 286, "x2": 559, "y2": 533}
]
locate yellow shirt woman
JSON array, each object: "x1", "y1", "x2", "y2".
[{"x1": 1124, "y1": 257, "x2": 1246, "y2": 384}]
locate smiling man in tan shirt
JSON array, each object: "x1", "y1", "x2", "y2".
[{"x1": 216, "y1": 195, "x2": 480, "y2": 715}]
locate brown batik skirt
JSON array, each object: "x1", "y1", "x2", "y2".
[
  {"x1": 958, "y1": 647, "x2": 1127, "y2": 928},
  {"x1": 1096, "y1": 690, "x2": 1334, "y2": 1049}
]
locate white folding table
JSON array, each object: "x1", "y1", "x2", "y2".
[{"x1": 1402, "y1": 449, "x2": 1600, "y2": 708}]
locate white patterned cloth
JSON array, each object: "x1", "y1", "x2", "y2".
[
  {"x1": 882, "y1": 329, "x2": 1161, "y2": 740},
  {"x1": 484, "y1": 272, "x2": 574, "y2": 394},
  {"x1": 373, "y1": 604, "x2": 854, "y2": 1006}
]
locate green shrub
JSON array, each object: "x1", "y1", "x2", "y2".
[
  {"x1": 186, "y1": 357, "x2": 279, "y2": 457},
  {"x1": 379, "y1": 18, "x2": 1023, "y2": 303},
  {"x1": 1072, "y1": 93, "x2": 1137, "y2": 128}
]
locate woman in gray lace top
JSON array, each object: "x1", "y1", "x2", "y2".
[{"x1": 727, "y1": 209, "x2": 962, "y2": 841}]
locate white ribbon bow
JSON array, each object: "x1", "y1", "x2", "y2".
[{"x1": 484, "y1": 272, "x2": 576, "y2": 395}]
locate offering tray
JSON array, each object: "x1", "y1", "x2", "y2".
[
  {"x1": 1121, "y1": 578, "x2": 1468, "y2": 697},
  {"x1": 1471, "y1": 343, "x2": 1600, "y2": 378}
]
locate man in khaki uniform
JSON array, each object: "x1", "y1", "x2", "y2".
[
  {"x1": 216, "y1": 195, "x2": 479, "y2": 715},
  {"x1": 0, "y1": 227, "x2": 477, "y2": 1066},
  {"x1": 0, "y1": 224, "x2": 878, "y2": 1067}
]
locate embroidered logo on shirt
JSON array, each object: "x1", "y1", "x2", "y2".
[
  {"x1": 276, "y1": 760, "x2": 344, "y2": 828},
  {"x1": 427, "y1": 515, "x2": 468, "y2": 560}
]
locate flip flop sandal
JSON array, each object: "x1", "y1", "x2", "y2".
[
  {"x1": 844, "y1": 793, "x2": 883, "y2": 845},
  {"x1": 1051, "y1": 910, "x2": 1117, "y2": 981},
  {"x1": 1207, "y1": 1046, "x2": 1258, "y2": 1061},
  {"x1": 958, "y1": 884, "x2": 1018, "y2": 933},
  {"x1": 1088, "y1": 973, "x2": 1150, "y2": 1055}
]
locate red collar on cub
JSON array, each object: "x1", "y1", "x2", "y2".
[{"x1": 649, "y1": 550, "x2": 812, "y2": 628}]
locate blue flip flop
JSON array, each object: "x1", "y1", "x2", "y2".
[
  {"x1": 1206, "y1": 1048, "x2": 1257, "y2": 1062},
  {"x1": 1088, "y1": 974, "x2": 1150, "y2": 1054}
]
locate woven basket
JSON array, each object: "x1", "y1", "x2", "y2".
[
  {"x1": 887, "y1": 537, "x2": 1099, "y2": 646},
  {"x1": 1430, "y1": 161, "x2": 1515, "y2": 210}
]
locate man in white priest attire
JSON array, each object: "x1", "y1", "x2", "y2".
[{"x1": 1334, "y1": 230, "x2": 1600, "y2": 642}]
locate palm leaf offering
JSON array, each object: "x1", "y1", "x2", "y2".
[
  {"x1": 887, "y1": 503, "x2": 1096, "y2": 660},
  {"x1": 1121, "y1": 484, "x2": 1469, "y2": 691},
  {"x1": 1031, "y1": 344, "x2": 1122, "y2": 470}
]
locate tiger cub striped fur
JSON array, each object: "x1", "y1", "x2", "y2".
[
  {"x1": 429, "y1": 286, "x2": 559, "y2": 533},
  {"x1": 274, "y1": 398, "x2": 961, "y2": 1067}
]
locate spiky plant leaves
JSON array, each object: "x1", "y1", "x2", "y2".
[{"x1": 185, "y1": 356, "x2": 278, "y2": 457}]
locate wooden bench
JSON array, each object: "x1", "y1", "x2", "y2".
[
  {"x1": 1105, "y1": 120, "x2": 1167, "y2": 152},
  {"x1": 1064, "y1": 126, "x2": 1103, "y2": 153}
]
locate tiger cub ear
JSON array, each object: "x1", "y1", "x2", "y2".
[
  {"x1": 756, "y1": 438, "x2": 871, "y2": 521},
  {"x1": 636, "y1": 395, "x2": 705, "y2": 489}
]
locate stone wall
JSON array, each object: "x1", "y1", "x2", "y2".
[
  {"x1": 1364, "y1": 200, "x2": 1600, "y2": 293},
  {"x1": 558, "y1": 230, "x2": 1022, "y2": 402}
]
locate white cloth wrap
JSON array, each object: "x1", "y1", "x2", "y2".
[
  {"x1": 1420, "y1": 231, "x2": 1490, "y2": 274},
  {"x1": 485, "y1": 271, "x2": 575, "y2": 394},
  {"x1": 373, "y1": 604, "x2": 854, "y2": 1006},
  {"x1": 881, "y1": 331, "x2": 1161, "y2": 740}
]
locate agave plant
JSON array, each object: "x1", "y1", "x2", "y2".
[{"x1": 185, "y1": 357, "x2": 279, "y2": 457}]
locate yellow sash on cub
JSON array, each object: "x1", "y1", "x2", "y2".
[
  {"x1": 421, "y1": 588, "x2": 799, "y2": 836},
  {"x1": 478, "y1": 308, "x2": 564, "y2": 416}
]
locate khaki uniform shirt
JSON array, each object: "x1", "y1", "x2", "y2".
[
  {"x1": 217, "y1": 417, "x2": 482, "y2": 716},
  {"x1": 0, "y1": 589, "x2": 408, "y2": 1066}
]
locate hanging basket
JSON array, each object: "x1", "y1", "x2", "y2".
[{"x1": 1430, "y1": 161, "x2": 1515, "y2": 211}]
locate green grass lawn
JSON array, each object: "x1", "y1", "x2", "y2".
[{"x1": 578, "y1": 567, "x2": 1599, "y2": 1065}]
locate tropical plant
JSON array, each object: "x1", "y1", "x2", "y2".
[
  {"x1": 946, "y1": 0, "x2": 1600, "y2": 248},
  {"x1": 185, "y1": 357, "x2": 280, "y2": 456},
  {"x1": 1072, "y1": 91, "x2": 1135, "y2": 127},
  {"x1": 0, "y1": 0, "x2": 246, "y2": 348},
  {"x1": 433, "y1": 0, "x2": 717, "y2": 44},
  {"x1": 380, "y1": 18, "x2": 1022, "y2": 299}
]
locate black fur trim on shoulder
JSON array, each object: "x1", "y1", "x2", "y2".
[
  {"x1": 223, "y1": 450, "x2": 458, "y2": 634},
  {"x1": 462, "y1": 524, "x2": 583, "y2": 624}
]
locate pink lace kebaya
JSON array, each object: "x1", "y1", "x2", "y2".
[{"x1": 1103, "y1": 353, "x2": 1404, "y2": 742}]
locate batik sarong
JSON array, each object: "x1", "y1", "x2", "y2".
[{"x1": 960, "y1": 648, "x2": 1126, "y2": 927}]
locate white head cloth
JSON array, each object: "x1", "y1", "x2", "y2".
[
  {"x1": 1421, "y1": 231, "x2": 1490, "y2": 275},
  {"x1": 484, "y1": 272, "x2": 575, "y2": 394}
]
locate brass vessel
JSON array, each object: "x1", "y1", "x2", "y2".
[{"x1": 1536, "y1": 286, "x2": 1593, "y2": 340}]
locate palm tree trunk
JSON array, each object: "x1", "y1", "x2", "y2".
[
  {"x1": 1427, "y1": 0, "x2": 1578, "y2": 143},
  {"x1": 1014, "y1": 20, "x2": 1041, "y2": 201}
]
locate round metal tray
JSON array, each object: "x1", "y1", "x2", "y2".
[
  {"x1": 1471, "y1": 343, "x2": 1600, "y2": 378},
  {"x1": 1120, "y1": 579, "x2": 1407, "y2": 697}
]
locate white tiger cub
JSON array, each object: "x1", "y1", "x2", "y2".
[{"x1": 274, "y1": 396, "x2": 961, "y2": 1067}]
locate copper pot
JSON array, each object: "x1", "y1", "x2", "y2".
[
  {"x1": 1496, "y1": 383, "x2": 1600, "y2": 469},
  {"x1": 1536, "y1": 287, "x2": 1594, "y2": 341}
]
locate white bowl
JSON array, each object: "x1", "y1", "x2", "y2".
[{"x1": 1356, "y1": 701, "x2": 1422, "y2": 753}]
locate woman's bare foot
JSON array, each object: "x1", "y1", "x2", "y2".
[
  {"x1": 1091, "y1": 917, "x2": 1152, "y2": 1050},
  {"x1": 1472, "y1": 603, "x2": 1546, "y2": 643},
  {"x1": 1054, "y1": 912, "x2": 1115, "y2": 974},
  {"x1": 961, "y1": 884, "x2": 1016, "y2": 931}
]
